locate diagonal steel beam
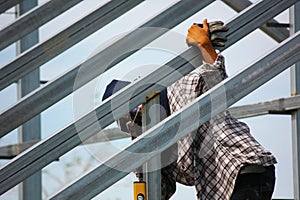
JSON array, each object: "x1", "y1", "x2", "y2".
[
  {"x1": 0, "y1": 0, "x2": 84, "y2": 51},
  {"x1": 0, "y1": 0, "x2": 297, "y2": 194},
  {"x1": 0, "y1": 0, "x2": 23, "y2": 14},
  {"x1": 0, "y1": 0, "x2": 214, "y2": 137},
  {"x1": 222, "y1": 0, "x2": 289, "y2": 42},
  {"x1": 229, "y1": 95, "x2": 300, "y2": 118},
  {"x1": 50, "y1": 31, "x2": 300, "y2": 200},
  {"x1": 0, "y1": 0, "x2": 144, "y2": 91}
]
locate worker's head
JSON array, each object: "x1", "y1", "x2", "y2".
[{"x1": 102, "y1": 79, "x2": 142, "y2": 138}]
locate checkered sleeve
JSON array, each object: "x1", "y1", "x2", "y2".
[
  {"x1": 198, "y1": 52, "x2": 227, "y2": 93},
  {"x1": 168, "y1": 51, "x2": 226, "y2": 113}
]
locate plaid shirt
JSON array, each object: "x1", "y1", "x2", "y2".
[{"x1": 164, "y1": 52, "x2": 277, "y2": 199}]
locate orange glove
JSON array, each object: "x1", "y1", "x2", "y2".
[{"x1": 186, "y1": 19, "x2": 217, "y2": 64}]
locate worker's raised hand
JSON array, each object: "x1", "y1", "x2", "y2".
[
  {"x1": 186, "y1": 19, "x2": 211, "y2": 47},
  {"x1": 187, "y1": 19, "x2": 217, "y2": 64},
  {"x1": 189, "y1": 20, "x2": 229, "y2": 48}
]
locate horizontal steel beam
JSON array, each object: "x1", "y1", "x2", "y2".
[
  {"x1": 0, "y1": 0, "x2": 22, "y2": 14},
  {"x1": 0, "y1": 0, "x2": 84, "y2": 51},
  {"x1": 229, "y1": 95, "x2": 300, "y2": 118},
  {"x1": 222, "y1": 0, "x2": 289, "y2": 42},
  {"x1": 0, "y1": 140, "x2": 38, "y2": 159},
  {"x1": 50, "y1": 31, "x2": 300, "y2": 200},
  {"x1": 0, "y1": 0, "x2": 214, "y2": 137},
  {"x1": 0, "y1": 0, "x2": 297, "y2": 194},
  {"x1": 3, "y1": 93, "x2": 298, "y2": 158},
  {"x1": 3, "y1": 93, "x2": 299, "y2": 159},
  {"x1": 0, "y1": 0, "x2": 144, "y2": 91},
  {"x1": 0, "y1": 128, "x2": 129, "y2": 159},
  {"x1": 5, "y1": 92, "x2": 299, "y2": 158}
]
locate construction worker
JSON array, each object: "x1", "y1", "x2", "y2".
[
  {"x1": 162, "y1": 18, "x2": 277, "y2": 199},
  {"x1": 103, "y1": 19, "x2": 277, "y2": 200}
]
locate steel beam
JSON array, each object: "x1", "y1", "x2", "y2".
[
  {"x1": 0, "y1": 0, "x2": 23, "y2": 14},
  {"x1": 222, "y1": 0, "x2": 289, "y2": 42},
  {"x1": 0, "y1": 128, "x2": 129, "y2": 159},
  {"x1": 50, "y1": 31, "x2": 300, "y2": 200},
  {"x1": 16, "y1": 1, "x2": 41, "y2": 199},
  {"x1": 219, "y1": 0, "x2": 299, "y2": 51},
  {"x1": 229, "y1": 95, "x2": 300, "y2": 118},
  {"x1": 0, "y1": 0, "x2": 144, "y2": 91},
  {"x1": 0, "y1": 0, "x2": 298, "y2": 194},
  {"x1": 0, "y1": 140, "x2": 38, "y2": 159},
  {"x1": 83, "y1": 128, "x2": 130, "y2": 144},
  {"x1": 142, "y1": 94, "x2": 161, "y2": 200},
  {"x1": 290, "y1": 2, "x2": 300, "y2": 200},
  {"x1": 0, "y1": 0, "x2": 84, "y2": 51},
  {"x1": 2, "y1": 92, "x2": 299, "y2": 159},
  {"x1": 0, "y1": 0, "x2": 214, "y2": 137},
  {"x1": 2, "y1": 93, "x2": 300, "y2": 159}
]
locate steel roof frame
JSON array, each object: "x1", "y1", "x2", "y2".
[
  {"x1": 0, "y1": 0, "x2": 84, "y2": 51},
  {"x1": 0, "y1": 0, "x2": 144, "y2": 91},
  {"x1": 1, "y1": 0, "x2": 299, "y2": 195},
  {"x1": 0, "y1": 0, "x2": 214, "y2": 137},
  {"x1": 51, "y1": 31, "x2": 300, "y2": 200}
]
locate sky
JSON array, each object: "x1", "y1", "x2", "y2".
[{"x1": 0, "y1": 0, "x2": 295, "y2": 199}]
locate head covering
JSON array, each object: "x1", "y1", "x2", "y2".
[
  {"x1": 102, "y1": 79, "x2": 171, "y2": 135},
  {"x1": 102, "y1": 79, "x2": 142, "y2": 134},
  {"x1": 102, "y1": 79, "x2": 131, "y2": 101}
]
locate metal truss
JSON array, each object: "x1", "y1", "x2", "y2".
[
  {"x1": 0, "y1": 0, "x2": 297, "y2": 138},
  {"x1": 50, "y1": 31, "x2": 300, "y2": 200},
  {"x1": 0, "y1": 0, "x2": 84, "y2": 51},
  {"x1": 1, "y1": 0, "x2": 300, "y2": 199},
  {"x1": 0, "y1": 0, "x2": 214, "y2": 137},
  {"x1": 0, "y1": 0, "x2": 144, "y2": 91},
  {"x1": 222, "y1": 0, "x2": 289, "y2": 42},
  {"x1": 0, "y1": 0, "x2": 299, "y2": 196}
]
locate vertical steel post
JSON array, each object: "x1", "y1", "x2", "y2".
[
  {"x1": 16, "y1": 0, "x2": 41, "y2": 200},
  {"x1": 142, "y1": 92, "x2": 161, "y2": 200},
  {"x1": 290, "y1": 2, "x2": 300, "y2": 200}
]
